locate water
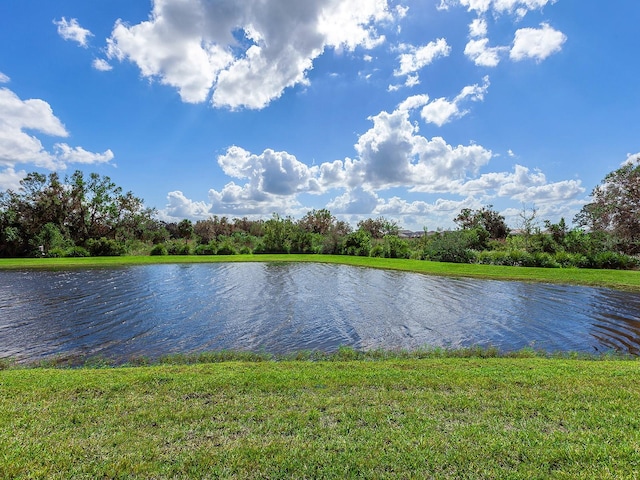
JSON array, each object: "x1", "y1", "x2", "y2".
[{"x1": 1, "y1": 262, "x2": 640, "y2": 363}]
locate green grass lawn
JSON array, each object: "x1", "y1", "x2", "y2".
[
  {"x1": 1, "y1": 358, "x2": 639, "y2": 479},
  {"x1": 2, "y1": 254, "x2": 640, "y2": 291}
]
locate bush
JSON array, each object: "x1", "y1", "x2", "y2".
[
  {"x1": 592, "y1": 251, "x2": 638, "y2": 270},
  {"x1": 194, "y1": 243, "x2": 216, "y2": 255},
  {"x1": 424, "y1": 231, "x2": 476, "y2": 263},
  {"x1": 474, "y1": 250, "x2": 502, "y2": 265},
  {"x1": 409, "y1": 249, "x2": 426, "y2": 260},
  {"x1": 166, "y1": 241, "x2": 191, "y2": 255},
  {"x1": 382, "y1": 235, "x2": 410, "y2": 259},
  {"x1": 253, "y1": 241, "x2": 266, "y2": 254},
  {"x1": 47, "y1": 246, "x2": 90, "y2": 258},
  {"x1": 33, "y1": 223, "x2": 70, "y2": 255},
  {"x1": 531, "y1": 252, "x2": 560, "y2": 268},
  {"x1": 473, "y1": 248, "x2": 636, "y2": 269},
  {"x1": 553, "y1": 251, "x2": 575, "y2": 268},
  {"x1": 342, "y1": 230, "x2": 372, "y2": 256},
  {"x1": 86, "y1": 237, "x2": 126, "y2": 256},
  {"x1": 216, "y1": 241, "x2": 238, "y2": 255},
  {"x1": 47, "y1": 247, "x2": 65, "y2": 258},
  {"x1": 63, "y1": 246, "x2": 91, "y2": 257},
  {"x1": 508, "y1": 249, "x2": 533, "y2": 266},
  {"x1": 150, "y1": 244, "x2": 168, "y2": 256},
  {"x1": 370, "y1": 244, "x2": 384, "y2": 258}
]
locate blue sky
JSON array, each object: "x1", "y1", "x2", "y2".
[{"x1": 1, "y1": 0, "x2": 638, "y2": 231}]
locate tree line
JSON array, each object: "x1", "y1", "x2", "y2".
[{"x1": 2, "y1": 158, "x2": 640, "y2": 269}]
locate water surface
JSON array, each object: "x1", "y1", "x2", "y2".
[{"x1": 1, "y1": 263, "x2": 639, "y2": 363}]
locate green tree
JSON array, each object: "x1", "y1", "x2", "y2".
[
  {"x1": 575, "y1": 157, "x2": 640, "y2": 254},
  {"x1": 517, "y1": 204, "x2": 539, "y2": 253},
  {"x1": 177, "y1": 219, "x2": 194, "y2": 244},
  {"x1": 544, "y1": 217, "x2": 568, "y2": 245},
  {"x1": 321, "y1": 219, "x2": 352, "y2": 254},
  {"x1": 0, "y1": 170, "x2": 153, "y2": 256},
  {"x1": 0, "y1": 193, "x2": 24, "y2": 257},
  {"x1": 66, "y1": 171, "x2": 151, "y2": 244},
  {"x1": 424, "y1": 230, "x2": 478, "y2": 264},
  {"x1": 33, "y1": 223, "x2": 69, "y2": 255},
  {"x1": 343, "y1": 230, "x2": 372, "y2": 256},
  {"x1": 454, "y1": 205, "x2": 509, "y2": 240},
  {"x1": 262, "y1": 214, "x2": 294, "y2": 253},
  {"x1": 382, "y1": 235, "x2": 410, "y2": 258},
  {"x1": 298, "y1": 209, "x2": 335, "y2": 235},
  {"x1": 357, "y1": 216, "x2": 399, "y2": 239}
]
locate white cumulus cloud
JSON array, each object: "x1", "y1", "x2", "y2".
[
  {"x1": 217, "y1": 146, "x2": 321, "y2": 196},
  {"x1": 464, "y1": 38, "x2": 508, "y2": 67},
  {"x1": 53, "y1": 144, "x2": 114, "y2": 165},
  {"x1": 623, "y1": 152, "x2": 640, "y2": 165},
  {"x1": 106, "y1": 0, "x2": 402, "y2": 109},
  {"x1": 455, "y1": 164, "x2": 583, "y2": 203},
  {"x1": 439, "y1": 0, "x2": 556, "y2": 16},
  {"x1": 92, "y1": 58, "x2": 113, "y2": 72},
  {"x1": 162, "y1": 191, "x2": 212, "y2": 220},
  {"x1": 326, "y1": 188, "x2": 379, "y2": 214},
  {"x1": 420, "y1": 76, "x2": 490, "y2": 126},
  {"x1": 394, "y1": 38, "x2": 451, "y2": 77},
  {"x1": 469, "y1": 18, "x2": 488, "y2": 38},
  {"x1": 162, "y1": 90, "x2": 584, "y2": 226},
  {"x1": 442, "y1": 1, "x2": 565, "y2": 66},
  {"x1": 0, "y1": 87, "x2": 113, "y2": 172},
  {"x1": 510, "y1": 23, "x2": 567, "y2": 62},
  {"x1": 0, "y1": 167, "x2": 27, "y2": 191},
  {"x1": 54, "y1": 17, "x2": 93, "y2": 47}
]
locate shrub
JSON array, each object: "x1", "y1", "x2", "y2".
[
  {"x1": 216, "y1": 241, "x2": 238, "y2": 255},
  {"x1": 342, "y1": 230, "x2": 372, "y2": 256},
  {"x1": 47, "y1": 247, "x2": 65, "y2": 258},
  {"x1": 166, "y1": 241, "x2": 191, "y2": 255},
  {"x1": 150, "y1": 244, "x2": 168, "y2": 256},
  {"x1": 86, "y1": 237, "x2": 126, "y2": 256},
  {"x1": 424, "y1": 231, "x2": 476, "y2": 263},
  {"x1": 553, "y1": 251, "x2": 575, "y2": 268},
  {"x1": 370, "y1": 244, "x2": 384, "y2": 257},
  {"x1": 63, "y1": 246, "x2": 91, "y2": 257},
  {"x1": 531, "y1": 252, "x2": 560, "y2": 268},
  {"x1": 382, "y1": 235, "x2": 410, "y2": 259},
  {"x1": 253, "y1": 241, "x2": 266, "y2": 254},
  {"x1": 194, "y1": 243, "x2": 216, "y2": 255},
  {"x1": 507, "y1": 249, "x2": 533, "y2": 267},
  {"x1": 592, "y1": 251, "x2": 638, "y2": 270},
  {"x1": 33, "y1": 222, "x2": 70, "y2": 255},
  {"x1": 473, "y1": 250, "x2": 503, "y2": 265},
  {"x1": 409, "y1": 250, "x2": 426, "y2": 260}
]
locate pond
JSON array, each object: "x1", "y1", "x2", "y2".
[{"x1": 1, "y1": 262, "x2": 640, "y2": 363}]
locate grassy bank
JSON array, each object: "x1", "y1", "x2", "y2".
[
  {"x1": 1, "y1": 358, "x2": 639, "y2": 478},
  {"x1": 1, "y1": 254, "x2": 640, "y2": 291}
]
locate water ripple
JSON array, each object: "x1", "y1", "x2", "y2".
[{"x1": 2, "y1": 263, "x2": 640, "y2": 363}]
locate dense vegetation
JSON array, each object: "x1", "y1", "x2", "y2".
[{"x1": 2, "y1": 158, "x2": 640, "y2": 269}]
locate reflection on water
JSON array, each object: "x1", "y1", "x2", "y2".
[{"x1": 1, "y1": 263, "x2": 640, "y2": 363}]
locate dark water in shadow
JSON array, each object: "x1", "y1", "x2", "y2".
[{"x1": 1, "y1": 263, "x2": 640, "y2": 363}]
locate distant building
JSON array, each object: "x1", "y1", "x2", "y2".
[{"x1": 398, "y1": 230, "x2": 433, "y2": 238}]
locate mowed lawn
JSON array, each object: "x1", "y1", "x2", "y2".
[{"x1": 1, "y1": 358, "x2": 639, "y2": 479}]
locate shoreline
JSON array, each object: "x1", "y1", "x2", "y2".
[{"x1": 1, "y1": 254, "x2": 639, "y2": 292}]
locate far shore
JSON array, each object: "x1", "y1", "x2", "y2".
[{"x1": 1, "y1": 254, "x2": 639, "y2": 292}]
